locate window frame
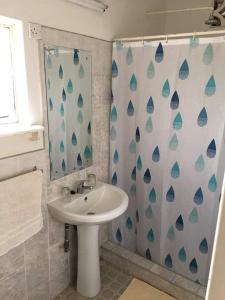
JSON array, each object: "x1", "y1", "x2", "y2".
[{"x1": 0, "y1": 23, "x2": 18, "y2": 125}]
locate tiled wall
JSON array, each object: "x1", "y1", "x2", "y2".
[{"x1": 0, "y1": 26, "x2": 111, "y2": 300}]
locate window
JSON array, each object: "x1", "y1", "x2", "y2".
[
  {"x1": 0, "y1": 17, "x2": 44, "y2": 158},
  {"x1": 0, "y1": 24, "x2": 17, "y2": 124},
  {"x1": 0, "y1": 16, "x2": 31, "y2": 127}
]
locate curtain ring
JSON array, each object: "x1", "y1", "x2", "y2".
[
  {"x1": 193, "y1": 31, "x2": 197, "y2": 40},
  {"x1": 165, "y1": 35, "x2": 168, "y2": 43}
]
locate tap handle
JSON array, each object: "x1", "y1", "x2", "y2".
[
  {"x1": 86, "y1": 173, "x2": 96, "y2": 188},
  {"x1": 62, "y1": 186, "x2": 70, "y2": 197}
]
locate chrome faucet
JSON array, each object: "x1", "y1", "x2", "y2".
[
  {"x1": 74, "y1": 180, "x2": 86, "y2": 194},
  {"x1": 74, "y1": 174, "x2": 96, "y2": 194}
]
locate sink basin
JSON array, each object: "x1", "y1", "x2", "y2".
[
  {"x1": 48, "y1": 181, "x2": 128, "y2": 298},
  {"x1": 48, "y1": 182, "x2": 128, "y2": 225}
]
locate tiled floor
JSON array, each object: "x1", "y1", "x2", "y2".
[{"x1": 55, "y1": 260, "x2": 133, "y2": 300}]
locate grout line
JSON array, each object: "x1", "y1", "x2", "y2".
[
  {"x1": 23, "y1": 243, "x2": 29, "y2": 300},
  {"x1": 47, "y1": 209, "x2": 52, "y2": 300}
]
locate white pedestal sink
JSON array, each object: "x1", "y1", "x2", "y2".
[{"x1": 48, "y1": 182, "x2": 129, "y2": 298}]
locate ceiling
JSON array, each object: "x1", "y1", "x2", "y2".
[{"x1": 0, "y1": 0, "x2": 214, "y2": 40}]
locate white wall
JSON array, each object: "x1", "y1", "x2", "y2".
[
  {"x1": 164, "y1": 0, "x2": 212, "y2": 34},
  {"x1": 0, "y1": 0, "x2": 165, "y2": 41},
  {"x1": 0, "y1": 0, "x2": 217, "y2": 41},
  {"x1": 206, "y1": 177, "x2": 225, "y2": 299}
]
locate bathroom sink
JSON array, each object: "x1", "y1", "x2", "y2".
[
  {"x1": 48, "y1": 181, "x2": 128, "y2": 225},
  {"x1": 48, "y1": 181, "x2": 128, "y2": 298}
]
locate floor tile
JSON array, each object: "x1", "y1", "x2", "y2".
[{"x1": 54, "y1": 260, "x2": 132, "y2": 300}]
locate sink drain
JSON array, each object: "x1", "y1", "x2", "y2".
[{"x1": 87, "y1": 212, "x2": 95, "y2": 215}]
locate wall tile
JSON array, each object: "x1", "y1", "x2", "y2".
[
  {"x1": 49, "y1": 243, "x2": 70, "y2": 298},
  {"x1": 24, "y1": 218, "x2": 48, "y2": 260},
  {"x1": 26, "y1": 251, "x2": 50, "y2": 300},
  {"x1": 0, "y1": 244, "x2": 24, "y2": 281},
  {"x1": 48, "y1": 213, "x2": 65, "y2": 247},
  {"x1": 50, "y1": 270, "x2": 70, "y2": 299},
  {"x1": 27, "y1": 281, "x2": 50, "y2": 300},
  {"x1": 0, "y1": 267, "x2": 26, "y2": 300}
]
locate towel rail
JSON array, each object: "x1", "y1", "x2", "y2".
[
  {"x1": 33, "y1": 166, "x2": 43, "y2": 173},
  {"x1": 0, "y1": 166, "x2": 43, "y2": 183}
]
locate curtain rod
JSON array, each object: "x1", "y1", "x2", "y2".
[
  {"x1": 145, "y1": 7, "x2": 213, "y2": 15},
  {"x1": 113, "y1": 30, "x2": 225, "y2": 43}
]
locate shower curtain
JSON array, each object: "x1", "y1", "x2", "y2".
[{"x1": 110, "y1": 36, "x2": 225, "y2": 285}]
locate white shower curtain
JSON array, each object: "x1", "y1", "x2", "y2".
[{"x1": 110, "y1": 36, "x2": 225, "y2": 285}]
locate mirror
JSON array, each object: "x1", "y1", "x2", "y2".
[{"x1": 44, "y1": 46, "x2": 92, "y2": 180}]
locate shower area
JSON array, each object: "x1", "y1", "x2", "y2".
[{"x1": 109, "y1": 35, "x2": 225, "y2": 288}]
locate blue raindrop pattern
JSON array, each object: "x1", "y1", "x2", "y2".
[
  {"x1": 169, "y1": 134, "x2": 178, "y2": 151},
  {"x1": 147, "y1": 97, "x2": 154, "y2": 113},
  {"x1": 73, "y1": 49, "x2": 79, "y2": 65},
  {"x1": 62, "y1": 88, "x2": 66, "y2": 102},
  {"x1": 147, "y1": 229, "x2": 154, "y2": 242},
  {"x1": 194, "y1": 188, "x2": 204, "y2": 205},
  {"x1": 207, "y1": 139, "x2": 216, "y2": 158},
  {"x1": 67, "y1": 79, "x2": 73, "y2": 93},
  {"x1": 208, "y1": 175, "x2": 217, "y2": 192},
  {"x1": 77, "y1": 94, "x2": 84, "y2": 108},
  {"x1": 146, "y1": 117, "x2": 153, "y2": 133},
  {"x1": 144, "y1": 169, "x2": 151, "y2": 184},
  {"x1": 72, "y1": 132, "x2": 77, "y2": 146},
  {"x1": 166, "y1": 186, "x2": 175, "y2": 202},
  {"x1": 116, "y1": 228, "x2": 122, "y2": 242},
  {"x1": 130, "y1": 74, "x2": 137, "y2": 91},
  {"x1": 146, "y1": 249, "x2": 152, "y2": 260},
  {"x1": 145, "y1": 205, "x2": 153, "y2": 219},
  {"x1": 189, "y1": 259, "x2": 198, "y2": 274},
  {"x1": 171, "y1": 162, "x2": 180, "y2": 179},
  {"x1": 112, "y1": 60, "x2": 118, "y2": 78},
  {"x1": 110, "y1": 40, "x2": 225, "y2": 286},
  {"x1": 173, "y1": 113, "x2": 183, "y2": 130},
  {"x1": 176, "y1": 215, "x2": 184, "y2": 231},
  {"x1": 79, "y1": 64, "x2": 85, "y2": 79},
  {"x1": 195, "y1": 155, "x2": 205, "y2": 172},
  {"x1": 136, "y1": 127, "x2": 140, "y2": 143},
  {"x1": 147, "y1": 61, "x2": 155, "y2": 79},
  {"x1": 162, "y1": 79, "x2": 170, "y2": 98},
  {"x1": 170, "y1": 91, "x2": 179, "y2": 110},
  {"x1": 155, "y1": 42, "x2": 164, "y2": 63},
  {"x1": 126, "y1": 47, "x2": 133, "y2": 65},
  {"x1": 179, "y1": 247, "x2": 187, "y2": 262},
  {"x1": 49, "y1": 98, "x2": 53, "y2": 111},
  {"x1": 199, "y1": 238, "x2": 208, "y2": 254},
  {"x1": 205, "y1": 75, "x2": 216, "y2": 96},
  {"x1": 203, "y1": 44, "x2": 213, "y2": 65},
  {"x1": 179, "y1": 59, "x2": 189, "y2": 80},
  {"x1": 197, "y1": 108, "x2": 208, "y2": 127},
  {"x1": 167, "y1": 226, "x2": 175, "y2": 240},
  {"x1": 59, "y1": 64, "x2": 63, "y2": 79},
  {"x1": 126, "y1": 217, "x2": 133, "y2": 230},
  {"x1": 127, "y1": 100, "x2": 134, "y2": 116},
  {"x1": 152, "y1": 146, "x2": 160, "y2": 162},
  {"x1": 165, "y1": 254, "x2": 173, "y2": 268},
  {"x1": 149, "y1": 188, "x2": 156, "y2": 203}
]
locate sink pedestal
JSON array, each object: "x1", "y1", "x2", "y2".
[{"x1": 77, "y1": 225, "x2": 101, "y2": 298}]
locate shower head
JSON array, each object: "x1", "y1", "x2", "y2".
[
  {"x1": 205, "y1": 0, "x2": 225, "y2": 26},
  {"x1": 205, "y1": 13, "x2": 222, "y2": 26}
]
